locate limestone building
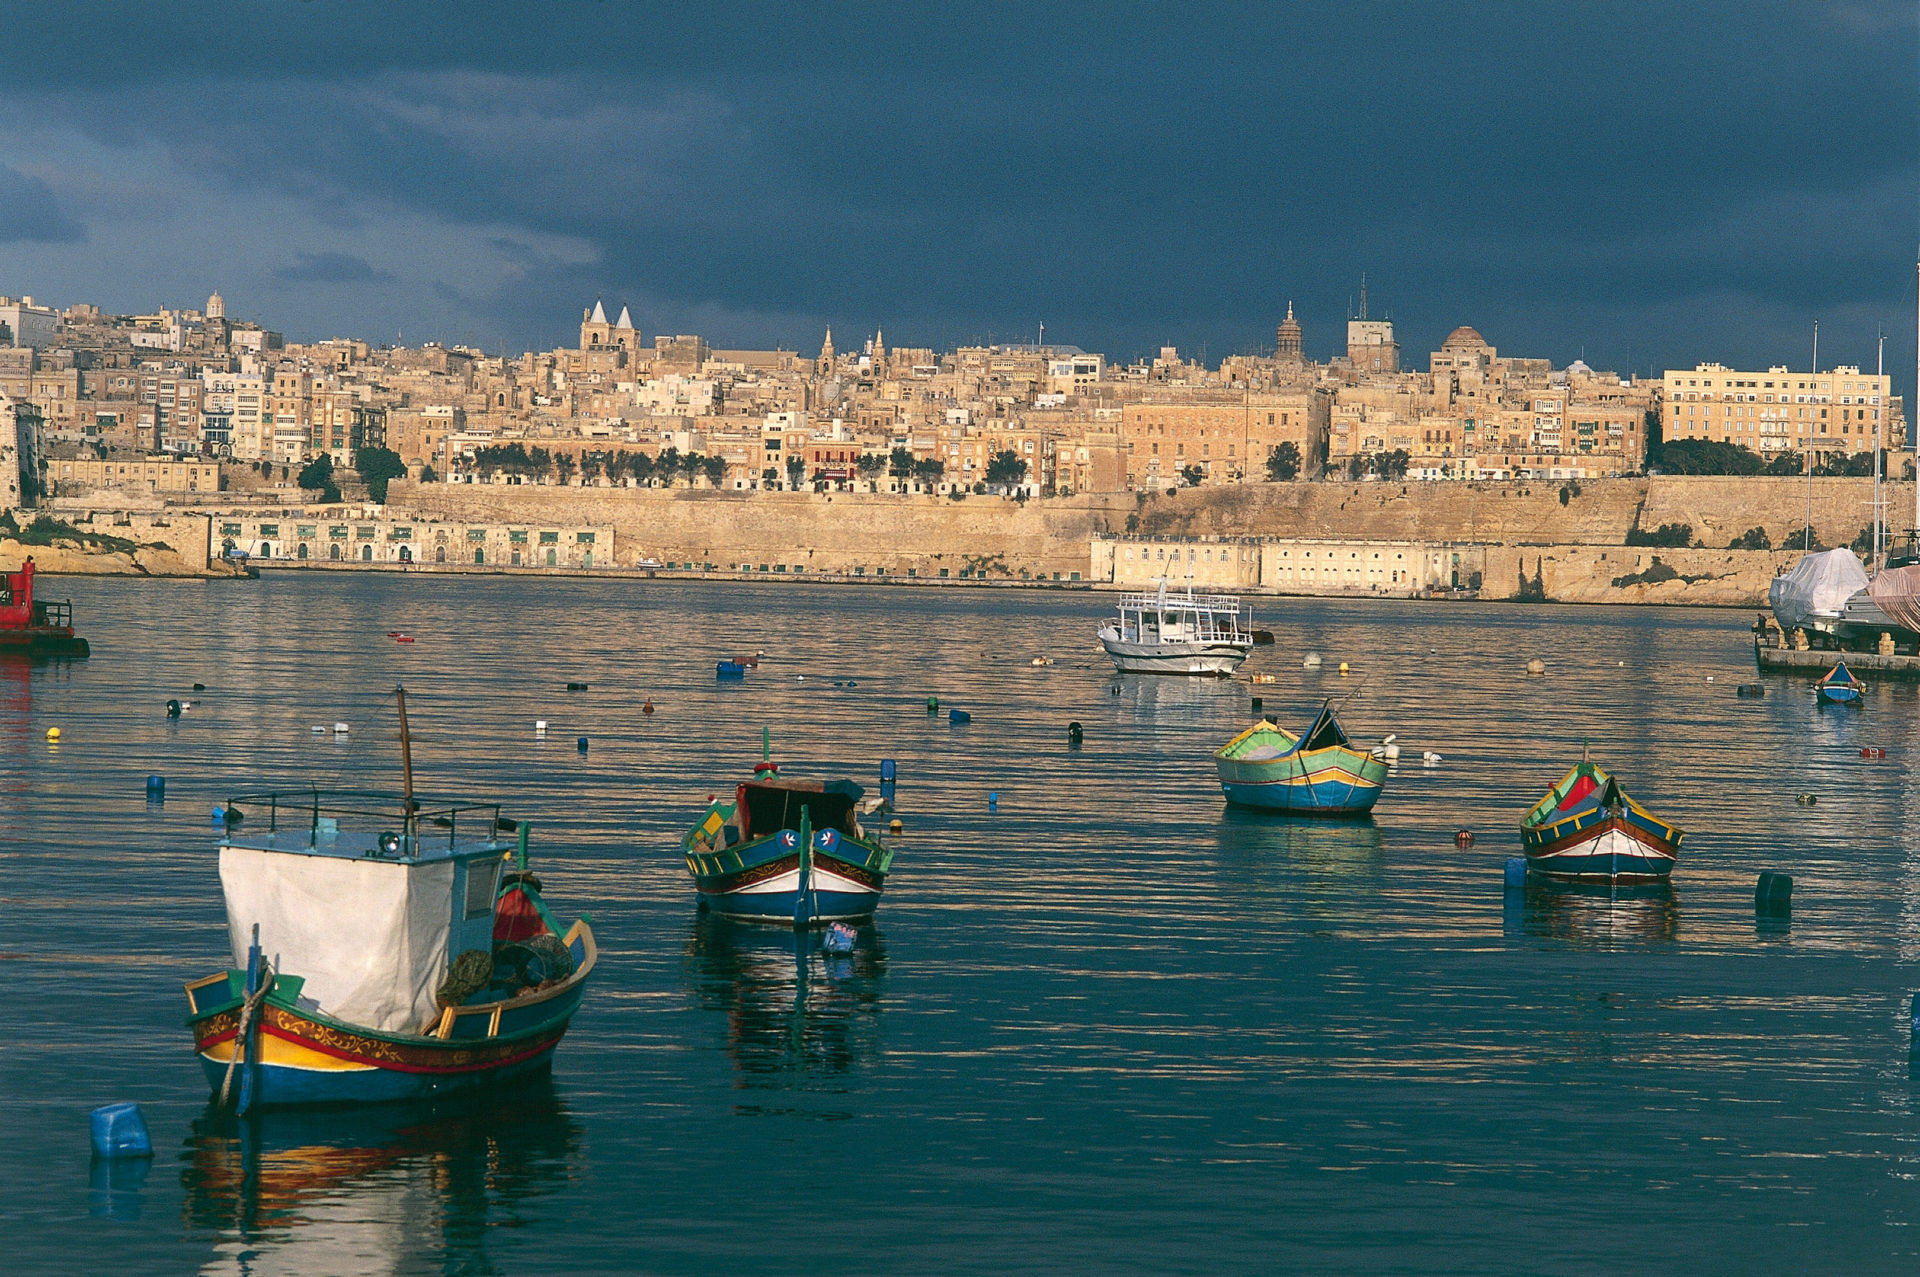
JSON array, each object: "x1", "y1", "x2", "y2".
[{"x1": 1663, "y1": 362, "x2": 1890, "y2": 463}]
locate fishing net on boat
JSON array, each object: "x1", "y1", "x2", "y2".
[
  {"x1": 435, "y1": 949, "x2": 494, "y2": 1008},
  {"x1": 1769, "y1": 549, "x2": 1868, "y2": 631}
]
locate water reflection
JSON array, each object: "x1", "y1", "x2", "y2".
[
  {"x1": 180, "y1": 1080, "x2": 579, "y2": 1275},
  {"x1": 1515, "y1": 877, "x2": 1679, "y2": 947},
  {"x1": 1215, "y1": 806, "x2": 1388, "y2": 880},
  {"x1": 685, "y1": 913, "x2": 886, "y2": 1092},
  {"x1": 0, "y1": 658, "x2": 29, "y2": 840}
]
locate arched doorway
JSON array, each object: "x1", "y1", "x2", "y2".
[
  {"x1": 361, "y1": 544, "x2": 372, "y2": 562},
  {"x1": 435, "y1": 546, "x2": 445, "y2": 563},
  {"x1": 474, "y1": 549, "x2": 484, "y2": 565},
  {"x1": 297, "y1": 543, "x2": 308, "y2": 560},
  {"x1": 545, "y1": 549, "x2": 557, "y2": 566},
  {"x1": 399, "y1": 546, "x2": 412, "y2": 563},
  {"x1": 329, "y1": 543, "x2": 341, "y2": 561}
]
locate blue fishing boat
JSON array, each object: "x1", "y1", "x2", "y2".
[
  {"x1": 184, "y1": 688, "x2": 596, "y2": 1110},
  {"x1": 682, "y1": 751, "x2": 894, "y2": 927},
  {"x1": 1816, "y1": 660, "x2": 1864, "y2": 705},
  {"x1": 1213, "y1": 703, "x2": 1390, "y2": 815}
]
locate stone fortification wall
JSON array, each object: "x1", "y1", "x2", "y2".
[
  {"x1": 391, "y1": 482, "x2": 1129, "y2": 580},
  {"x1": 1483, "y1": 545, "x2": 1802, "y2": 607},
  {"x1": 1134, "y1": 476, "x2": 1912, "y2": 550}
]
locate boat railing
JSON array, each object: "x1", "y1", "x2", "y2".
[
  {"x1": 33, "y1": 600, "x2": 72, "y2": 629},
  {"x1": 220, "y1": 788, "x2": 515, "y2": 857},
  {"x1": 1113, "y1": 590, "x2": 1250, "y2": 640}
]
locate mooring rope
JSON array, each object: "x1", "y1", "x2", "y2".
[{"x1": 216, "y1": 962, "x2": 275, "y2": 1111}]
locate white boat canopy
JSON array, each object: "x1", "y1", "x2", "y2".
[{"x1": 1769, "y1": 548, "x2": 1868, "y2": 632}]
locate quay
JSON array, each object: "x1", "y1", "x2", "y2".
[{"x1": 1753, "y1": 636, "x2": 1920, "y2": 681}]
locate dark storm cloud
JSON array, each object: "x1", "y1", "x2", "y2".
[
  {"x1": 0, "y1": 164, "x2": 83, "y2": 244},
  {"x1": 2, "y1": 1, "x2": 1913, "y2": 385},
  {"x1": 275, "y1": 251, "x2": 395, "y2": 284}
]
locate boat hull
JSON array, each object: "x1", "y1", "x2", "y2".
[
  {"x1": 185, "y1": 923, "x2": 594, "y2": 1109},
  {"x1": 0, "y1": 628, "x2": 88, "y2": 657},
  {"x1": 1523, "y1": 813, "x2": 1677, "y2": 882},
  {"x1": 1098, "y1": 628, "x2": 1251, "y2": 675},
  {"x1": 1817, "y1": 683, "x2": 1862, "y2": 705},
  {"x1": 1216, "y1": 747, "x2": 1388, "y2": 814},
  {"x1": 692, "y1": 843, "x2": 885, "y2": 924}
]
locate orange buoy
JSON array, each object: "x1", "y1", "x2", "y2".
[
  {"x1": 1455, "y1": 829, "x2": 1474, "y2": 848},
  {"x1": 642, "y1": 699, "x2": 655, "y2": 716}
]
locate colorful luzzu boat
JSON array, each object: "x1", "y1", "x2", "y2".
[
  {"x1": 683, "y1": 757, "x2": 894, "y2": 926},
  {"x1": 1815, "y1": 660, "x2": 1864, "y2": 705},
  {"x1": 1214, "y1": 703, "x2": 1390, "y2": 815},
  {"x1": 1519, "y1": 756, "x2": 1683, "y2": 882},
  {"x1": 186, "y1": 691, "x2": 595, "y2": 1110}
]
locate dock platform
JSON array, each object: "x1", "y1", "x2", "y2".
[{"x1": 1753, "y1": 637, "x2": 1920, "y2": 680}]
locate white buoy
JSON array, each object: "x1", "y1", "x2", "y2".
[
  {"x1": 334, "y1": 721, "x2": 349, "y2": 734},
  {"x1": 1705, "y1": 676, "x2": 1714, "y2": 683},
  {"x1": 535, "y1": 719, "x2": 548, "y2": 735},
  {"x1": 1382, "y1": 735, "x2": 1401, "y2": 762},
  {"x1": 311, "y1": 725, "x2": 325, "y2": 735},
  {"x1": 1422, "y1": 751, "x2": 1442, "y2": 766},
  {"x1": 1526, "y1": 658, "x2": 1546, "y2": 676},
  {"x1": 1303, "y1": 652, "x2": 1322, "y2": 668}
]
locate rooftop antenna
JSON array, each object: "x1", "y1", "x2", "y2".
[{"x1": 1359, "y1": 273, "x2": 1368, "y2": 322}]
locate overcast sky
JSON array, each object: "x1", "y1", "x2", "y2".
[{"x1": 0, "y1": 2, "x2": 1913, "y2": 392}]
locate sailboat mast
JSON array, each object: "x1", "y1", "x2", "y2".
[
  {"x1": 1876, "y1": 330, "x2": 1885, "y2": 567},
  {"x1": 395, "y1": 683, "x2": 416, "y2": 844}
]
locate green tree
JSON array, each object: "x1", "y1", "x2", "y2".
[
  {"x1": 987, "y1": 449, "x2": 1029, "y2": 487},
  {"x1": 702, "y1": 455, "x2": 727, "y2": 487},
  {"x1": 1763, "y1": 450, "x2": 1803, "y2": 477},
  {"x1": 1178, "y1": 463, "x2": 1205, "y2": 487},
  {"x1": 784, "y1": 454, "x2": 806, "y2": 487},
  {"x1": 858, "y1": 453, "x2": 887, "y2": 485},
  {"x1": 912, "y1": 457, "x2": 945, "y2": 486},
  {"x1": 297, "y1": 453, "x2": 340, "y2": 502},
  {"x1": 1625, "y1": 522, "x2": 1694, "y2": 547},
  {"x1": 1266, "y1": 441, "x2": 1301, "y2": 481},
  {"x1": 1652, "y1": 439, "x2": 1764, "y2": 476},
  {"x1": 629, "y1": 452, "x2": 656, "y2": 485},
  {"x1": 555, "y1": 453, "x2": 577, "y2": 484},
  {"x1": 580, "y1": 453, "x2": 603, "y2": 483},
  {"x1": 352, "y1": 446, "x2": 407, "y2": 503},
  {"x1": 1729, "y1": 526, "x2": 1772, "y2": 550},
  {"x1": 761, "y1": 466, "x2": 778, "y2": 487},
  {"x1": 888, "y1": 446, "x2": 915, "y2": 481},
  {"x1": 1383, "y1": 449, "x2": 1411, "y2": 479}
]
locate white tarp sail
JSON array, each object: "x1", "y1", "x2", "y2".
[
  {"x1": 1769, "y1": 548, "x2": 1869, "y2": 631},
  {"x1": 220, "y1": 847, "x2": 454, "y2": 1034}
]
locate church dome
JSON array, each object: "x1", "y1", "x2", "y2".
[{"x1": 1441, "y1": 325, "x2": 1485, "y2": 349}]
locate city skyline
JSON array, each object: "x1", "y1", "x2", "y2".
[{"x1": 0, "y1": 2, "x2": 1913, "y2": 394}]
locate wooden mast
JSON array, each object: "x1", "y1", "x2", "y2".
[{"x1": 395, "y1": 683, "x2": 416, "y2": 847}]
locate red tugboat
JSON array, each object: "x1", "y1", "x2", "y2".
[{"x1": 0, "y1": 558, "x2": 89, "y2": 657}]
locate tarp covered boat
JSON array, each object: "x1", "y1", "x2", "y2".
[
  {"x1": 186, "y1": 782, "x2": 595, "y2": 1109},
  {"x1": 1214, "y1": 704, "x2": 1389, "y2": 815},
  {"x1": 1770, "y1": 548, "x2": 1869, "y2": 638},
  {"x1": 1519, "y1": 758, "x2": 1682, "y2": 882},
  {"x1": 683, "y1": 761, "x2": 894, "y2": 926}
]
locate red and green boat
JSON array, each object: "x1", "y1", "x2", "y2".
[{"x1": 1519, "y1": 755, "x2": 1683, "y2": 882}]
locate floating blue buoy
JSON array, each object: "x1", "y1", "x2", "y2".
[
  {"x1": 1503, "y1": 857, "x2": 1527, "y2": 889},
  {"x1": 576, "y1": 736, "x2": 589, "y2": 753},
  {"x1": 1911, "y1": 992, "x2": 1920, "y2": 1053},
  {"x1": 988, "y1": 790, "x2": 998, "y2": 811},
  {"x1": 717, "y1": 661, "x2": 746, "y2": 679},
  {"x1": 880, "y1": 758, "x2": 896, "y2": 782},
  {"x1": 145, "y1": 775, "x2": 165, "y2": 802},
  {"x1": 949, "y1": 709, "x2": 970, "y2": 725},
  {"x1": 823, "y1": 922, "x2": 856, "y2": 954},
  {"x1": 210, "y1": 805, "x2": 225, "y2": 826},
  {"x1": 89, "y1": 1102, "x2": 152, "y2": 1159},
  {"x1": 1756, "y1": 871, "x2": 1792, "y2": 917}
]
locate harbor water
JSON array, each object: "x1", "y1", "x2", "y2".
[{"x1": 7, "y1": 573, "x2": 1920, "y2": 1273}]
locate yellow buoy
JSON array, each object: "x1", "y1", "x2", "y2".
[
  {"x1": 889, "y1": 818, "x2": 903, "y2": 834},
  {"x1": 1338, "y1": 662, "x2": 1350, "y2": 675},
  {"x1": 46, "y1": 727, "x2": 60, "y2": 741}
]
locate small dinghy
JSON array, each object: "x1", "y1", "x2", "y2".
[{"x1": 1815, "y1": 660, "x2": 1864, "y2": 705}]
